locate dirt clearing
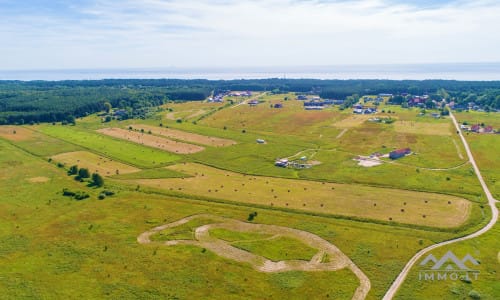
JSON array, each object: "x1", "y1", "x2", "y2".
[
  {"x1": 51, "y1": 151, "x2": 140, "y2": 176},
  {"x1": 97, "y1": 128, "x2": 205, "y2": 154},
  {"x1": 130, "y1": 124, "x2": 236, "y2": 147}
]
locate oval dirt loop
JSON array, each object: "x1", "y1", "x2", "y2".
[{"x1": 138, "y1": 214, "x2": 371, "y2": 300}]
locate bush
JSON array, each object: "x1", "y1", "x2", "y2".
[
  {"x1": 247, "y1": 211, "x2": 258, "y2": 221},
  {"x1": 98, "y1": 194, "x2": 106, "y2": 200},
  {"x1": 468, "y1": 290, "x2": 481, "y2": 299},
  {"x1": 78, "y1": 168, "x2": 90, "y2": 179},
  {"x1": 102, "y1": 190, "x2": 115, "y2": 196},
  {"x1": 68, "y1": 165, "x2": 79, "y2": 175},
  {"x1": 92, "y1": 173, "x2": 104, "y2": 187},
  {"x1": 62, "y1": 188, "x2": 76, "y2": 197}
]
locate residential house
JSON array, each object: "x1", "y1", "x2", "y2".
[{"x1": 389, "y1": 148, "x2": 411, "y2": 160}]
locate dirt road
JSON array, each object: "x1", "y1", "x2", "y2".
[
  {"x1": 382, "y1": 109, "x2": 499, "y2": 299},
  {"x1": 138, "y1": 214, "x2": 371, "y2": 300}
]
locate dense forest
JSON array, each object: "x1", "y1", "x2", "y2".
[{"x1": 1, "y1": 79, "x2": 499, "y2": 125}]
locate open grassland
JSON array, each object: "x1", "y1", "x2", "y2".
[
  {"x1": 455, "y1": 111, "x2": 500, "y2": 128},
  {"x1": 150, "y1": 216, "x2": 222, "y2": 242},
  {"x1": 110, "y1": 167, "x2": 187, "y2": 180},
  {"x1": 455, "y1": 112, "x2": 500, "y2": 198},
  {"x1": 232, "y1": 236, "x2": 318, "y2": 262},
  {"x1": 34, "y1": 125, "x2": 180, "y2": 168},
  {"x1": 333, "y1": 114, "x2": 391, "y2": 128},
  {"x1": 395, "y1": 204, "x2": 500, "y2": 300},
  {"x1": 394, "y1": 121, "x2": 452, "y2": 136},
  {"x1": 51, "y1": 151, "x2": 140, "y2": 177},
  {"x1": 123, "y1": 163, "x2": 472, "y2": 228},
  {"x1": 200, "y1": 95, "x2": 343, "y2": 136},
  {"x1": 129, "y1": 124, "x2": 237, "y2": 147},
  {"x1": 97, "y1": 127, "x2": 205, "y2": 154},
  {"x1": 0, "y1": 138, "x2": 461, "y2": 299},
  {"x1": 0, "y1": 125, "x2": 82, "y2": 157},
  {"x1": 163, "y1": 101, "x2": 224, "y2": 121},
  {"x1": 464, "y1": 134, "x2": 500, "y2": 199},
  {"x1": 210, "y1": 228, "x2": 273, "y2": 242},
  {"x1": 0, "y1": 125, "x2": 35, "y2": 141}
]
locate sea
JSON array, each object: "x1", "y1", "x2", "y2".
[{"x1": 1, "y1": 63, "x2": 500, "y2": 81}]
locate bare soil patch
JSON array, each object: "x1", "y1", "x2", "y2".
[
  {"x1": 97, "y1": 128, "x2": 205, "y2": 154},
  {"x1": 130, "y1": 124, "x2": 236, "y2": 147},
  {"x1": 0, "y1": 126, "x2": 35, "y2": 141}
]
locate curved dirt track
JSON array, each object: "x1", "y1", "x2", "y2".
[
  {"x1": 138, "y1": 214, "x2": 371, "y2": 300},
  {"x1": 382, "y1": 110, "x2": 499, "y2": 299}
]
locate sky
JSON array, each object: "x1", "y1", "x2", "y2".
[{"x1": 1, "y1": 0, "x2": 500, "y2": 70}]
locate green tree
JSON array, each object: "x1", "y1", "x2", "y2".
[
  {"x1": 92, "y1": 173, "x2": 104, "y2": 187},
  {"x1": 68, "y1": 165, "x2": 79, "y2": 175},
  {"x1": 104, "y1": 102, "x2": 112, "y2": 113},
  {"x1": 78, "y1": 168, "x2": 90, "y2": 179}
]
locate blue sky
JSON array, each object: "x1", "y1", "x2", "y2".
[{"x1": 1, "y1": 0, "x2": 499, "y2": 70}]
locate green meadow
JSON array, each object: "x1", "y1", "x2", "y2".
[{"x1": 0, "y1": 93, "x2": 497, "y2": 300}]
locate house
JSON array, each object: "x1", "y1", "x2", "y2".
[
  {"x1": 471, "y1": 124, "x2": 481, "y2": 133},
  {"x1": 389, "y1": 148, "x2": 411, "y2": 160},
  {"x1": 256, "y1": 139, "x2": 266, "y2": 144},
  {"x1": 296, "y1": 95, "x2": 308, "y2": 100},
  {"x1": 330, "y1": 99, "x2": 345, "y2": 105},
  {"x1": 353, "y1": 108, "x2": 364, "y2": 114},
  {"x1": 431, "y1": 113, "x2": 441, "y2": 118},
  {"x1": 248, "y1": 100, "x2": 259, "y2": 106},
  {"x1": 484, "y1": 126, "x2": 494, "y2": 133},
  {"x1": 273, "y1": 103, "x2": 283, "y2": 108},
  {"x1": 275, "y1": 159, "x2": 289, "y2": 167}
]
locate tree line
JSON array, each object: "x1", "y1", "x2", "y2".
[{"x1": 1, "y1": 79, "x2": 499, "y2": 125}]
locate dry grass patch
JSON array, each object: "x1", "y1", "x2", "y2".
[
  {"x1": 334, "y1": 114, "x2": 391, "y2": 128},
  {"x1": 97, "y1": 128, "x2": 205, "y2": 154},
  {"x1": 51, "y1": 151, "x2": 140, "y2": 176},
  {"x1": 130, "y1": 124, "x2": 236, "y2": 147},
  {"x1": 394, "y1": 121, "x2": 452, "y2": 136},
  {"x1": 27, "y1": 177, "x2": 50, "y2": 183},
  {"x1": 126, "y1": 163, "x2": 471, "y2": 228},
  {"x1": 0, "y1": 126, "x2": 35, "y2": 141}
]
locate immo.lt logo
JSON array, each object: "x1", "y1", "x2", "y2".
[{"x1": 419, "y1": 251, "x2": 480, "y2": 281}]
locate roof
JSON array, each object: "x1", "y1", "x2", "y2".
[{"x1": 391, "y1": 148, "x2": 411, "y2": 155}]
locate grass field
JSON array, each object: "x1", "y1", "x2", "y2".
[
  {"x1": 34, "y1": 125, "x2": 180, "y2": 168},
  {"x1": 395, "y1": 204, "x2": 500, "y2": 300},
  {"x1": 130, "y1": 124, "x2": 237, "y2": 147},
  {"x1": 232, "y1": 236, "x2": 318, "y2": 262},
  {"x1": 51, "y1": 151, "x2": 140, "y2": 176},
  {"x1": 122, "y1": 163, "x2": 473, "y2": 228},
  {"x1": 0, "y1": 137, "x2": 461, "y2": 299},
  {"x1": 1, "y1": 98, "x2": 497, "y2": 299}
]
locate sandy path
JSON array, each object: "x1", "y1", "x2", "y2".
[
  {"x1": 336, "y1": 128, "x2": 349, "y2": 139},
  {"x1": 138, "y1": 214, "x2": 370, "y2": 300}
]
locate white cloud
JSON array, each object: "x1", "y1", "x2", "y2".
[{"x1": 0, "y1": 0, "x2": 499, "y2": 69}]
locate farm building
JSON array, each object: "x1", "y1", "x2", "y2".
[
  {"x1": 273, "y1": 103, "x2": 283, "y2": 108},
  {"x1": 248, "y1": 100, "x2": 259, "y2": 106},
  {"x1": 296, "y1": 95, "x2": 308, "y2": 100},
  {"x1": 275, "y1": 159, "x2": 289, "y2": 167},
  {"x1": 389, "y1": 148, "x2": 411, "y2": 160},
  {"x1": 256, "y1": 139, "x2": 266, "y2": 144}
]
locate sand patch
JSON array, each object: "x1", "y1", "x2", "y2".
[
  {"x1": 0, "y1": 126, "x2": 35, "y2": 141},
  {"x1": 28, "y1": 177, "x2": 50, "y2": 183},
  {"x1": 130, "y1": 124, "x2": 236, "y2": 147},
  {"x1": 97, "y1": 128, "x2": 205, "y2": 154}
]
